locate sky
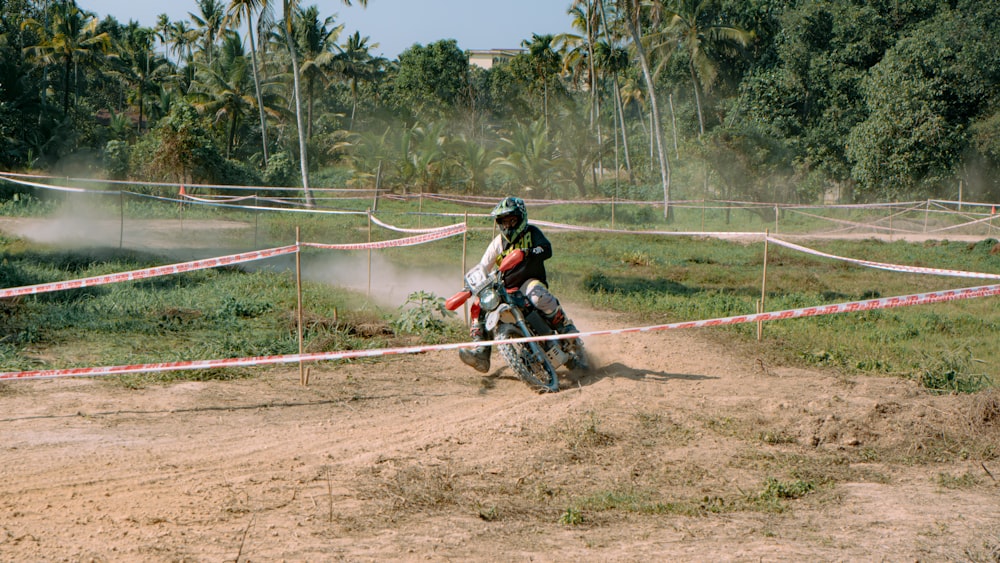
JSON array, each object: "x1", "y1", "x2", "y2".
[{"x1": 78, "y1": 0, "x2": 577, "y2": 60}]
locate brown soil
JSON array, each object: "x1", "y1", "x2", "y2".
[{"x1": 1, "y1": 218, "x2": 999, "y2": 561}]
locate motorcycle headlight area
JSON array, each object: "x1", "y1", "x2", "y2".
[{"x1": 479, "y1": 288, "x2": 501, "y2": 312}]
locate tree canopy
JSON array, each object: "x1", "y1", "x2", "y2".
[{"x1": 2, "y1": 0, "x2": 999, "y2": 205}]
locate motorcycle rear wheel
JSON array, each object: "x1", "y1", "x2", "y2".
[{"x1": 496, "y1": 325, "x2": 559, "y2": 393}]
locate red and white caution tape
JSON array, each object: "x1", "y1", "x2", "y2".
[
  {"x1": 0, "y1": 173, "x2": 114, "y2": 194},
  {"x1": 367, "y1": 213, "x2": 467, "y2": 234},
  {"x1": 0, "y1": 225, "x2": 466, "y2": 300},
  {"x1": 530, "y1": 219, "x2": 763, "y2": 239},
  {"x1": 180, "y1": 193, "x2": 258, "y2": 204},
  {"x1": 128, "y1": 191, "x2": 368, "y2": 215},
  {"x1": 767, "y1": 236, "x2": 1000, "y2": 279},
  {"x1": 0, "y1": 245, "x2": 299, "y2": 299},
  {"x1": 3, "y1": 282, "x2": 997, "y2": 382},
  {"x1": 303, "y1": 223, "x2": 466, "y2": 250},
  {"x1": 926, "y1": 212, "x2": 997, "y2": 233}
]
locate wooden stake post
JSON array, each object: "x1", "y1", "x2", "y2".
[
  {"x1": 367, "y1": 210, "x2": 373, "y2": 298},
  {"x1": 462, "y1": 213, "x2": 469, "y2": 325},
  {"x1": 757, "y1": 229, "x2": 769, "y2": 342},
  {"x1": 295, "y1": 227, "x2": 307, "y2": 385}
]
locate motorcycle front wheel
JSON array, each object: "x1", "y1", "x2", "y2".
[{"x1": 495, "y1": 324, "x2": 559, "y2": 393}]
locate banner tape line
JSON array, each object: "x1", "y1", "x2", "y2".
[
  {"x1": 2, "y1": 282, "x2": 998, "y2": 382},
  {"x1": 767, "y1": 236, "x2": 1000, "y2": 280},
  {"x1": 0, "y1": 245, "x2": 300, "y2": 299}
]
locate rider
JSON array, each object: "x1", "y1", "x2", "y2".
[{"x1": 458, "y1": 196, "x2": 577, "y2": 373}]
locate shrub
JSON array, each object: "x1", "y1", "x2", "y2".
[
  {"x1": 264, "y1": 151, "x2": 298, "y2": 188},
  {"x1": 392, "y1": 291, "x2": 455, "y2": 335},
  {"x1": 916, "y1": 346, "x2": 990, "y2": 394}
]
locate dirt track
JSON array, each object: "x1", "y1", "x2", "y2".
[
  {"x1": 0, "y1": 217, "x2": 999, "y2": 561},
  {"x1": 2, "y1": 305, "x2": 999, "y2": 561}
]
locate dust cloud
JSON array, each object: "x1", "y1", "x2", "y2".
[
  {"x1": 301, "y1": 251, "x2": 464, "y2": 308},
  {"x1": 14, "y1": 194, "x2": 122, "y2": 247},
  {"x1": 1, "y1": 207, "x2": 465, "y2": 311}
]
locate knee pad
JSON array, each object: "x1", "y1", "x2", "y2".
[{"x1": 522, "y1": 279, "x2": 558, "y2": 315}]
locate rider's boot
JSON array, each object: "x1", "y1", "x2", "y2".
[
  {"x1": 544, "y1": 306, "x2": 578, "y2": 334},
  {"x1": 458, "y1": 321, "x2": 491, "y2": 373}
]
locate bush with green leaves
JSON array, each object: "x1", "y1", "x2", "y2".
[
  {"x1": 392, "y1": 291, "x2": 456, "y2": 335},
  {"x1": 916, "y1": 346, "x2": 990, "y2": 394}
]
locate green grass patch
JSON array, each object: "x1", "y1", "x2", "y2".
[
  {"x1": 0, "y1": 242, "x2": 400, "y2": 384},
  {"x1": 566, "y1": 477, "x2": 819, "y2": 520}
]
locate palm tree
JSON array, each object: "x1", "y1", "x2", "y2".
[
  {"x1": 409, "y1": 122, "x2": 450, "y2": 193},
  {"x1": 649, "y1": 0, "x2": 752, "y2": 137},
  {"x1": 565, "y1": 1, "x2": 600, "y2": 128},
  {"x1": 226, "y1": 0, "x2": 271, "y2": 166},
  {"x1": 155, "y1": 14, "x2": 172, "y2": 62},
  {"x1": 595, "y1": 40, "x2": 633, "y2": 179},
  {"x1": 453, "y1": 134, "x2": 498, "y2": 194},
  {"x1": 119, "y1": 22, "x2": 170, "y2": 134},
  {"x1": 295, "y1": 5, "x2": 342, "y2": 140},
  {"x1": 21, "y1": 3, "x2": 111, "y2": 116},
  {"x1": 190, "y1": 0, "x2": 227, "y2": 65},
  {"x1": 615, "y1": 0, "x2": 672, "y2": 220},
  {"x1": 596, "y1": 0, "x2": 634, "y2": 180},
  {"x1": 334, "y1": 31, "x2": 379, "y2": 130},
  {"x1": 520, "y1": 33, "x2": 562, "y2": 130},
  {"x1": 347, "y1": 127, "x2": 393, "y2": 187},
  {"x1": 169, "y1": 20, "x2": 198, "y2": 64},
  {"x1": 559, "y1": 2, "x2": 603, "y2": 174},
  {"x1": 493, "y1": 120, "x2": 559, "y2": 195},
  {"x1": 273, "y1": 0, "x2": 367, "y2": 206},
  {"x1": 191, "y1": 30, "x2": 256, "y2": 158},
  {"x1": 552, "y1": 99, "x2": 602, "y2": 196}
]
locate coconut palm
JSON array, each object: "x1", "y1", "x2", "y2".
[
  {"x1": 334, "y1": 31, "x2": 379, "y2": 130},
  {"x1": 226, "y1": 0, "x2": 272, "y2": 166},
  {"x1": 559, "y1": 2, "x2": 603, "y2": 174},
  {"x1": 493, "y1": 119, "x2": 559, "y2": 195},
  {"x1": 118, "y1": 22, "x2": 171, "y2": 133},
  {"x1": 649, "y1": 0, "x2": 752, "y2": 137},
  {"x1": 169, "y1": 20, "x2": 198, "y2": 64},
  {"x1": 409, "y1": 121, "x2": 450, "y2": 193},
  {"x1": 279, "y1": 0, "x2": 367, "y2": 207},
  {"x1": 595, "y1": 0, "x2": 635, "y2": 179},
  {"x1": 190, "y1": 0, "x2": 227, "y2": 65},
  {"x1": 21, "y1": 3, "x2": 111, "y2": 116},
  {"x1": 155, "y1": 14, "x2": 172, "y2": 61},
  {"x1": 294, "y1": 5, "x2": 342, "y2": 140},
  {"x1": 520, "y1": 33, "x2": 562, "y2": 129},
  {"x1": 551, "y1": 98, "x2": 603, "y2": 196},
  {"x1": 595, "y1": 40, "x2": 633, "y2": 179},
  {"x1": 564, "y1": 1, "x2": 600, "y2": 127},
  {"x1": 190, "y1": 30, "x2": 257, "y2": 158},
  {"x1": 453, "y1": 134, "x2": 498, "y2": 194},
  {"x1": 614, "y1": 0, "x2": 672, "y2": 219}
]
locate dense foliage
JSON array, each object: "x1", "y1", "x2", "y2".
[{"x1": 2, "y1": 0, "x2": 1000, "y2": 207}]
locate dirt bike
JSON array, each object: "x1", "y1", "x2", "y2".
[{"x1": 445, "y1": 250, "x2": 589, "y2": 393}]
